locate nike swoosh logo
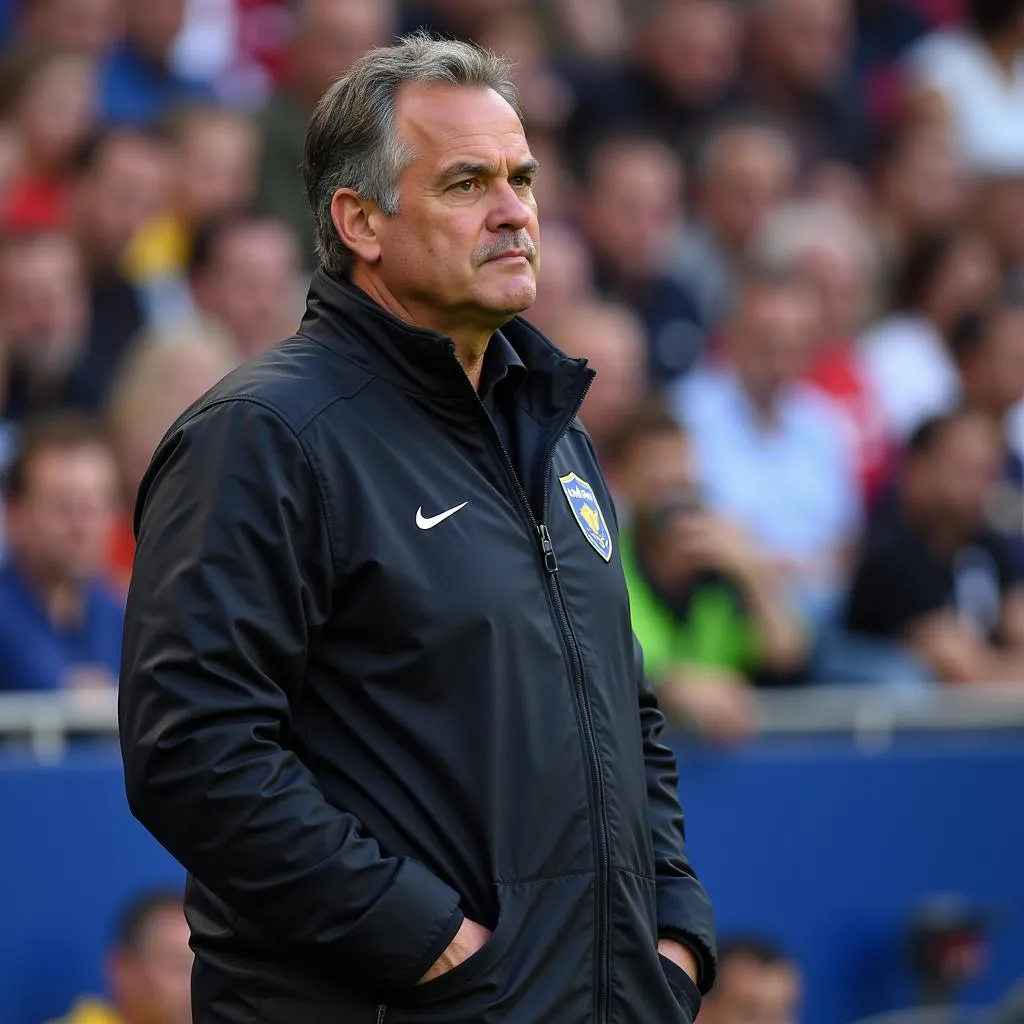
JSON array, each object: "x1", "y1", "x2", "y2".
[{"x1": 415, "y1": 501, "x2": 469, "y2": 530}]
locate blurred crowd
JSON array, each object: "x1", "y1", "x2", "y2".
[{"x1": 0, "y1": 0, "x2": 1022, "y2": 744}]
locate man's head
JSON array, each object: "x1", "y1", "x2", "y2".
[
  {"x1": 699, "y1": 937, "x2": 801, "y2": 1024},
  {"x1": 903, "y1": 410, "x2": 1003, "y2": 535},
  {"x1": 305, "y1": 33, "x2": 539, "y2": 338},
  {"x1": 576, "y1": 131, "x2": 684, "y2": 281},
  {"x1": 107, "y1": 889, "x2": 192, "y2": 1024},
  {"x1": 726, "y1": 269, "x2": 822, "y2": 408},
  {"x1": 190, "y1": 211, "x2": 302, "y2": 359},
  {"x1": 550, "y1": 300, "x2": 648, "y2": 449},
  {"x1": 604, "y1": 403, "x2": 693, "y2": 512},
  {"x1": 975, "y1": 175, "x2": 1024, "y2": 274},
  {"x1": 3, "y1": 414, "x2": 119, "y2": 586},
  {"x1": 753, "y1": 200, "x2": 874, "y2": 339},
  {"x1": 72, "y1": 128, "x2": 171, "y2": 271},
  {"x1": 289, "y1": 0, "x2": 397, "y2": 109},
  {"x1": 125, "y1": 0, "x2": 185, "y2": 64},
  {"x1": 20, "y1": 0, "x2": 124, "y2": 55},
  {"x1": 751, "y1": 0, "x2": 851, "y2": 96},
  {"x1": 636, "y1": 0, "x2": 742, "y2": 111},
  {"x1": 696, "y1": 119, "x2": 797, "y2": 256},
  {"x1": 967, "y1": 0, "x2": 1024, "y2": 44},
  {"x1": 166, "y1": 107, "x2": 259, "y2": 229},
  {"x1": 527, "y1": 222, "x2": 594, "y2": 333},
  {"x1": 953, "y1": 304, "x2": 1024, "y2": 418},
  {"x1": 0, "y1": 232, "x2": 89, "y2": 374}
]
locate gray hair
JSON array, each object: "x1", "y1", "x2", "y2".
[{"x1": 303, "y1": 32, "x2": 522, "y2": 276}]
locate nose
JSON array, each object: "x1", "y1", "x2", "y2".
[{"x1": 486, "y1": 178, "x2": 532, "y2": 235}]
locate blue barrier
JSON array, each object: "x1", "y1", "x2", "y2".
[{"x1": 1, "y1": 734, "x2": 1021, "y2": 1024}]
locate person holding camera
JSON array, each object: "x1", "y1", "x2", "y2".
[{"x1": 607, "y1": 404, "x2": 807, "y2": 743}]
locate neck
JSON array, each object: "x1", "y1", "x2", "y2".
[
  {"x1": 738, "y1": 373, "x2": 781, "y2": 427},
  {"x1": 14, "y1": 556, "x2": 82, "y2": 626},
  {"x1": 351, "y1": 269, "x2": 495, "y2": 390}
]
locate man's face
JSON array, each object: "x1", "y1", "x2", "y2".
[
  {"x1": 885, "y1": 128, "x2": 967, "y2": 234},
  {"x1": 176, "y1": 118, "x2": 258, "y2": 227},
  {"x1": 0, "y1": 236, "x2": 88, "y2": 370},
  {"x1": 197, "y1": 221, "x2": 301, "y2": 359},
  {"x1": 6, "y1": 444, "x2": 119, "y2": 584},
  {"x1": 922, "y1": 417, "x2": 1002, "y2": 529},
  {"x1": 365, "y1": 82, "x2": 540, "y2": 333},
  {"x1": 976, "y1": 177, "x2": 1024, "y2": 267},
  {"x1": 581, "y1": 140, "x2": 682, "y2": 278},
  {"x1": 759, "y1": 0, "x2": 850, "y2": 93},
  {"x1": 126, "y1": 0, "x2": 184, "y2": 62},
  {"x1": 28, "y1": 0, "x2": 124, "y2": 55},
  {"x1": 701, "y1": 956, "x2": 801, "y2": 1024},
  {"x1": 77, "y1": 134, "x2": 170, "y2": 267},
  {"x1": 615, "y1": 432, "x2": 693, "y2": 511},
  {"x1": 110, "y1": 906, "x2": 193, "y2": 1024},
  {"x1": 730, "y1": 281, "x2": 821, "y2": 402},
  {"x1": 703, "y1": 134, "x2": 795, "y2": 253}
]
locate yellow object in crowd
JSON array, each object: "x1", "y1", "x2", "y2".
[{"x1": 122, "y1": 212, "x2": 192, "y2": 284}]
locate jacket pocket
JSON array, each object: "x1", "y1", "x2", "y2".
[{"x1": 658, "y1": 953, "x2": 702, "y2": 1022}]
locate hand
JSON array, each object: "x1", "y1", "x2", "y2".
[
  {"x1": 668, "y1": 514, "x2": 756, "y2": 579},
  {"x1": 657, "y1": 938, "x2": 700, "y2": 986},
  {"x1": 659, "y1": 669, "x2": 758, "y2": 745},
  {"x1": 417, "y1": 917, "x2": 491, "y2": 985}
]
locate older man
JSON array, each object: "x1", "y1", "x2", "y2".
[{"x1": 120, "y1": 34, "x2": 716, "y2": 1024}]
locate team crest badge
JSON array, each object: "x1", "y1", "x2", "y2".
[{"x1": 559, "y1": 472, "x2": 613, "y2": 562}]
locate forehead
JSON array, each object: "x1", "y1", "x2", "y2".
[{"x1": 394, "y1": 82, "x2": 529, "y2": 174}]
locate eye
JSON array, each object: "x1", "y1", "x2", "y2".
[
  {"x1": 452, "y1": 179, "x2": 479, "y2": 193},
  {"x1": 510, "y1": 175, "x2": 534, "y2": 189}
]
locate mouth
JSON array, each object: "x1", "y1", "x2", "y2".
[{"x1": 487, "y1": 250, "x2": 531, "y2": 264}]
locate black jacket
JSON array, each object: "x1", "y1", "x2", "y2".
[{"x1": 120, "y1": 271, "x2": 716, "y2": 1024}]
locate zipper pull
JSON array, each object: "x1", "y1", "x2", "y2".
[{"x1": 538, "y1": 524, "x2": 559, "y2": 573}]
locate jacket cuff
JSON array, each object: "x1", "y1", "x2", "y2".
[{"x1": 657, "y1": 875, "x2": 718, "y2": 994}]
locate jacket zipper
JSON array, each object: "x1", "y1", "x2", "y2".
[
  {"x1": 453, "y1": 353, "x2": 610, "y2": 1023},
  {"x1": 376, "y1": 1005, "x2": 387, "y2": 1024}
]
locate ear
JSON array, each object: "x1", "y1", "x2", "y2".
[{"x1": 330, "y1": 188, "x2": 382, "y2": 266}]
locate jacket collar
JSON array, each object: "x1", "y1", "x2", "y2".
[{"x1": 298, "y1": 269, "x2": 592, "y2": 423}]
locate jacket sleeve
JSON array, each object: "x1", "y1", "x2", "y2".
[
  {"x1": 635, "y1": 634, "x2": 718, "y2": 992},
  {"x1": 119, "y1": 397, "x2": 463, "y2": 991}
]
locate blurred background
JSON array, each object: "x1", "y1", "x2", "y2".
[{"x1": 0, "y1": 0, "x2": 1023, "y2": 1021}]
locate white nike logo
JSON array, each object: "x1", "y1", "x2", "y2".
[{"x1": 415, "y1": 501, "x2": 469, "y2": 530}]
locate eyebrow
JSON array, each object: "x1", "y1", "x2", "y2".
[{"x1": 438, "y1": 156, "x2": 540, "y2": 186}]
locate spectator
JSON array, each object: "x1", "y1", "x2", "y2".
[
  {"x1": 699, "y1": 936, "x2": 802, "y2": 1024},
  {"x1": 124, "y1": 105, "x2": 259, "y2": 323},
  {"x1": 667, "y1": 116, "x2": 798, "y2": 333},
  {"x1": 19, "y1": 0, "x2": 125, "y2": 57},
  {"x1": 0, "y1": 231, "x2": 117, "y2": 419},
  {"x1": 0, "y1": 46, "x2": 97, "y2": 230},
  {"x1": 70, "y1": 127, "x2": 171, "y2": 392},
  {"x1": 49, "y1": 888, "x2": 192, "y2": 1024},
  {"x1": 739, "y1": 0, "x2": 865, "y2": 167},
  {"x1": 98, "y1": 0, "x2": 211, "y2": 126},
  {"x1": 753, "y1": 199, "x2": 893, "y2": 502},
  {"x1": 189, "y1": 210, "x2": 303, "y2": 361},
  {"x1": 905, "y1": 0, "x2": 1024, "y2": 176},
  {"x1": 256, "y1": 0, "x2": 396, "y2": 267},
  {"x1": 575, "y1": 130, "x2": 704, "y2": 382},
  {"x1": 952, "y1": 304, "x2": 1024, "y2": 569},
  {"x1": 847, "y1": 409, "x2": 1024, "y2": 684},
  {"x1": 526, "y1": 221, "x2": 595, "y2": 335},
  {"x1": 861, "y1": 227, "x2": 1002, "y2": 441},
  {"x1": 0, "y1": 413, "x2": 121, "y2": 691},
  {"x1": 975, "y1": 170, "x2": 1024, "y2": 303},
  {"x1": 607, "y1": 405, "x2": 806, "y2": 744},
  {"x1": 548, "y1": 300, "x2": 648, "y2": 461},
  {"x1": 103, "y1": 323, "x2": 239, "y2": 592},
  {"x1": 671, "y1": 268, "x2": 861, "y2": 622},
  {"x1": 564, "y1": 0, "x2": 743, "y2": 160}
]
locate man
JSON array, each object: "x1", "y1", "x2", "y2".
[
  {"x1": 576, "y1": 130, "x2": 705, "y2": 381},
  {"x1": 698, "y1": 937, "x2": 801, "y2": 1024},
  {"x1": 0, "y1": 413, "x2": 122, "y2": 691},
  {"x1": 120, "y1": 33, "x2": 715, "y2": 1024},
  {"x1": 70, "y1": 128, "x2": 171, "y2": 392},
  {"x1": 50, "y1": 889, "x2": 193, "y2": 1024},
  {"x1": 19, "y1": 0, "x2": 124, "y2": 57},
  {"x1": 847, "y1": 409, "x2": 1024, "y2": 684},
  {"x1": 671, "y1": 268, "x2": 861, "y2": 624},
  {"x1": 606, "y1": 407, "x2": 806, "y2": 744},
  {"x1": 188, "y1": 210, "x2": 303, "y2": 360},
  {"x1": 256, "y1": 0, "x2": 397, "y2": 266}
]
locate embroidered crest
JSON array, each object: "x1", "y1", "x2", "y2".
[{"x1": 559, "y1": 472, "x2": 613, "y2": 562}]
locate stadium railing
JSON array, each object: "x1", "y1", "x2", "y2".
[{"x1": 3, "y1": 684, "x2": 1024, "y2": 760}]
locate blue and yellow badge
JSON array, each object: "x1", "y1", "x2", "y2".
[{"x1": 559, "y1": 472, "x2": 613, "y2": 562}]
